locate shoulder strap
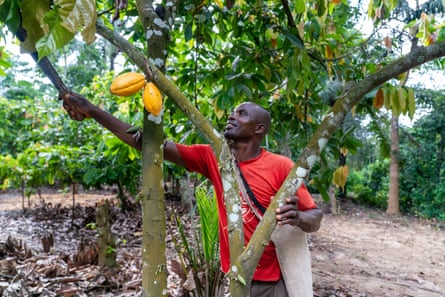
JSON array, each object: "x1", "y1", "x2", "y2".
[{"x1": 236, "y1": 163, "x2": 266, "y2": 214}]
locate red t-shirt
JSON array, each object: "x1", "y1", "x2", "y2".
[{"x1": 176, "y1": 144, "x2": 317, "y2": 281}]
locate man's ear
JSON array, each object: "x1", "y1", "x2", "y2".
[{"x1": 255, "y1": 124, "x2": 266, "y2": 134}]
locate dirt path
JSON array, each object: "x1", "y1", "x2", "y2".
[
  {"x1": 1, "y1": 190, "x2": 444, "y2": 296},
  {"x1": 311, "y1": 205, "x2": 445, "y2": 297}
]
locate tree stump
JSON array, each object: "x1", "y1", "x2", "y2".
[{"x1": 96, "y1": 199, "x2": 117, "y2": 267}]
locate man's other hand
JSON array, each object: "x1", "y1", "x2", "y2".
[
  {"x1": 275, "y1": 196, "x2": 300, "y2": 226},
  {"x1": 60, "y1": 92, "x2": 92, "y2": 121}
]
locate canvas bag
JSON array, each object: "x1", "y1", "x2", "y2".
[
  {"x1": 271, "y1": 224, "x2": 313, "y2": 297},
  {"x1": 234, "y1": 161, "x2": 313, "y2": 297}
]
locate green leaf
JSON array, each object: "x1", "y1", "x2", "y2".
[
  {"x1": 196, "y1": 187, "x2": 218, "y2": 262},
  {"x1": 406, "y1": 87, "x2": 416, "y2": 119},
  {"x1": 295, "y1": 0, "x2": 305, "y2": 13},
  {"x1": 311, "y1": 177, "x2": 331, "y2": 202},
  {"x1": 0, "y1": 0, "x2": 21, "y2": 34},
  {"x1": 20, "y1": 0, "x2": 50, "y2": 53},
  {"x1": 305, "y1": 19, "x2": 321, "y2": 41},
  {"x1": 57, "y1": 0, "x2": 97, "y2": 43},
  {"x1": 184, "y1": 24, "x2": 193, "y2": 41},
  {"x1": 33, "y1": 0, "x2": 96, "y2": 58},
  {"x1": 0, "y1": 57, "x2": 11, "y2": 69},
  {"x1": 283, "y1": 30, "x2": 304, "y2": 49},
  {"x1": 367, "y1": 0, "x2": 375, "y2": 19},
  {"x1": 317, "y1": 0, "x2": 327, "y2": 17},
  {"x1": 235, "y1": 83, "x2": 252, "y2": 98},
  {"x1": 35, "y1": 25, "x2": 74, "y2": 59},
  {"x1": 383, "y1": 85, "x2": 391, "y2": 110},
  {"x1": 437, "y1": 26, "x2": 445, "y2": 42},
  {"x1": 386, "y1": 0, "x2": 399, "y2": 10},
  {"x1": 390, "y1": 85, "x2": 401, "y2": 116},
  {"x1": 397, "y1": 86, "x2": 406, "y2": 111}
]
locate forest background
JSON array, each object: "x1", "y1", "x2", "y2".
[{"x1": 0, "y1": 0, "x2": 445, "y2": 296}]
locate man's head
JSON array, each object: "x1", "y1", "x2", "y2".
[{"x1": 224, "y1": 102, "x2": 271, "y2": 143}]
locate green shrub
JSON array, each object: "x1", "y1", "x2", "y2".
[{"x1": 347, "y1": 159, "x2": 389, "y2": 209}]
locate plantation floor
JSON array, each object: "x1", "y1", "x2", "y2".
[{"x1": 0, "y1": 189, "x2": 444, "y2": 297}]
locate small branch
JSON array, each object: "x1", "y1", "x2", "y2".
[{"x1": 281, "y1": 0, "x2": 296, "y2": 28}]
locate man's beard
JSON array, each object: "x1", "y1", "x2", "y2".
[
  {"x1": 223, "y1": 129, "x2": 231, "y2": 139},
  {"x1": 223, "y1": 130, "x2": 235, "y2": 145}
]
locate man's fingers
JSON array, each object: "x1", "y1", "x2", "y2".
[
  {"x1": 64, "y1": 104, "x2": 85, "y2": 122},
  {"x1": 62, "y1": 92, "x2": 82, "y2": 106},
  {"x1": 276, "y1": 209, "x2": 300, "y2": 226},
  {"x1": 63, "y1": 101, "x2": 71, "y2": 111},
  {"x1": 286, "y1": 195, "x2": 298, "y2": 204},
  {"x1": 61, "y1": 92, "x2": 90, "y2": 120},
  {"x1": 277, "y1": 209, "x2": 298, "y2": 219},
  {"x1": 276, "y1": 196, "x2": 300, "y2": 226}
]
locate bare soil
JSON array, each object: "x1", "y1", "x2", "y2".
[{"x1": 0, "y1": 189, "x2": 444, "y2": 297}]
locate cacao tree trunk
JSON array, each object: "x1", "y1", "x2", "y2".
[{"x1": 136, "y1": 0, "x2": 170, "y2": 295}]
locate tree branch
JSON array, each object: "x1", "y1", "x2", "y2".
[{"x1": 94, "y1": 20, "x2": 223, "y2": 155}]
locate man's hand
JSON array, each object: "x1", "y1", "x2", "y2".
[
  {"x1": 275, "y1": 196, "x2": 300, "y2": 226},
  {"x1": 275, "y1": 196, "x2": 323, "y2": 233},
  {"x1": 60, "y1": 91, "x2": 92, "y2": 121}
]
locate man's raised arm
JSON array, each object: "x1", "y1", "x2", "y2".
[
  {"x1": 61, "y1": 92, "x2": 185, "y2": 166},
  {"x1": 62, "y1": 92, "x2": 142, "y2": 151}
]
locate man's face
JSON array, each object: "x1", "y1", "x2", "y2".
[{"x1": 224, "y1": 103, "x2": 260, "y2": 141}]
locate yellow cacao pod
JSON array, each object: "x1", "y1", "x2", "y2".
[
  {"x1": 332, "y1": 165, "x2": 349, "y2": 190},
  {"x1": 143, "y1": 82, "x2": 163, "y2": 116},
  {"x1": 110, "y1": 72, "x2": 146, "y2": 96}
]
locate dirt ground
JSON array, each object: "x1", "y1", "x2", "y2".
[
  {"x1": 0, "y1": 189, "x2": 444, "y2": 297},
  {"x1": 310, "y1": 203, "x2": 445, "y2": 297}
]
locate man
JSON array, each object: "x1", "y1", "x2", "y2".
[{"x1": 61, "y1": 92, "x2": 323, "y2": 296}]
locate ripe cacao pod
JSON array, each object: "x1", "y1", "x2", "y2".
[
  {"x1": 143, "y1": 82, "x2": 163, "y2": 116},
  {"x1": 332, "y1": 165, "x2": 349, "y2": 190},
  {"x1": 110, "y1": 72, "x2": 146, "y2": 96}
]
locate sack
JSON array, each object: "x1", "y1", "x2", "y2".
[{"x1": 271, "y1": 225, "x2": 313, "y2": 297}]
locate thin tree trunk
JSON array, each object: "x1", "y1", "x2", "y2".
[
  {"x1": 136, "y1": 1, "x2": 170, "y2": 295},
  {"x1": 387, "y1": 115, "x2": 400, "y2": 214}
]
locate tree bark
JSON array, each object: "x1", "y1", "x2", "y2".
[
  {"x1": 96, "y1": 199, "x2": 117, "y2": 267},
  {"x1": 220, "y1": 143, "x2": 249, "y2": 295},
  {"x1": 135, "y1": 0, "x2": 170, "y2": 295}
]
